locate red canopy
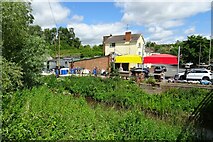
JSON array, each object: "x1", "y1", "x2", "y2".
[{"x1": 143, "y1": 54, "x2": 178, "y2": 65}]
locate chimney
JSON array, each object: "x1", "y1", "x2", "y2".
[{"x1": 125, "y1": 32, "x2": 131, "y2": 42}]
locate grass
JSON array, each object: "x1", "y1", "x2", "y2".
[{"x1": 2, "y1": 86, "x2": 189, "y2": 140}]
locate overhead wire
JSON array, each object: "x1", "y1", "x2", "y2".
[
  {"x1": 48, "y1": 0, "x2": 58, "y2": 28},
  {"x1": 48, "y1": 0, "x2": 60, "y2": 66}
]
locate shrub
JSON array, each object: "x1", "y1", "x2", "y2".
[
  {"x1": 1, "y1": 56, "x2": 23, "y2": 93},
  {"x1": 145, "y1": 77, "x2": 156, "y2": 85}
]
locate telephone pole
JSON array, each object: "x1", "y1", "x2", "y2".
[
  {"x1": 209, "y1": 36, "x2": 212, "y2": 65},
  {"x1": 177, "y1": 46, "x2": 180, "y2": 74},
  {"x1": 199, "y1": 43, "x2": 201, "y2": 66},
  {"x1": 54, "y1": 32, "x2": 57, "y2": 63},
  {"x1": 58, "y1": 30, "x2": 61, "y2": 67}
]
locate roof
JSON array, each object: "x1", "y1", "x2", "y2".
[
  {"x1": 143, "y1": 54, "x2": 178, "y2": 65},
  {"x1": 146, "y1": 54, "x2": 177, "y2": 58},
  {"x1": 104, "y1": 34, "x2": 141, "y2": 44}
]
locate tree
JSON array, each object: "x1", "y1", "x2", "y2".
[
  {"x1": 2, "y1": 2, "x2": 34, "y2": 62},
  {"x1": 20, "y1": 35, "x2": 49, "y2": 86},
  {"x1": 181, "y1": 35, "x2": 210, "y2": 65},
  {"x1": 2, "y1": 2, "x2": 49, "y2": 87},
  {"x1": 146, "y1": 41, "x2": 156, "y2": 48},
  {"x1": 29, "y1": 25, "x2": 43, "y2": 37}
]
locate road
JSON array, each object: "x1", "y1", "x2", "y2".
[
  {"x1": 164, "y1": 65, "x2": 185, "y2": 77},
  {"x1": 149, "y1": 65, "x2": 185, "y2": 78}
]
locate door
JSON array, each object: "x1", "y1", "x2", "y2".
[
  {"x1": 186, "y1": 69, "x2": 196, "y2": 80},
  {"x1": 122, "y1": 63, "x2": 129, "y2": 71}
]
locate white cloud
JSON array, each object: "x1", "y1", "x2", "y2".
[
  {"x1": 67, "y1": 22, "x2": 130, "y2": 45},
  {"x1": 31, "y1": 1, "x2": 70, "y2": 29},
  {"x1": 31, "y1": 0, "x2": 212, "y2": 45},
  {"x1": 116, "y1": 2, "x2": 210, "y2": 25},
  {"x1": 115, "y1": 1, "x2": 211, "y2": 43},
  {"x1": 71, "y1": 15, "x2": 84, "y2": 23},
  {"x1": 161, "y1": 20, "x2": 184, "y2": 29},
  {"x1": 184, "y1": 27, "x2": 195, "y2": 35}
]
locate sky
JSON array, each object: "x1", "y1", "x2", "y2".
[{"x1": 31, "y1": 0, "x2": 212, "y2": 45}]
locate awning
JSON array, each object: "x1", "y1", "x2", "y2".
[
  {"x1": 115, "y1": 55, "x2": 142, "y2": 63},
  {"x1": 143, "y1": 54, "x2": 178, "y2": 65}
]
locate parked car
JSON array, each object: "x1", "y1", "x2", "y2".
[
  {"x1": 130, "y1": 67, "x2": 149, "y2": 77},
  {"x1": 178, "y1": 68, "x2": 212, "y2": 81},
  {"x1": 154, "y1": 66, "x2": 167, "y2": 73},
  {"x1": 185, "y1": 62, "x2": 193, "y2": 69},
  {"x1": 200, "y1": 80, "x2": 212, "y2": 85}
]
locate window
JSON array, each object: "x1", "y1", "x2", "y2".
[
  {"x1": 195, "y1": 70, "x2": 202, "y2": 73},
  {"x1": 193, "y1": 70, "x2": 208, "y2": 73},
  {"x1": 110, "y1": 43, "x2": 115, "y2": 47},
  {"x1": 138, "y1": 52, "x2": 141, "y2": 55},
  {"x1": 201, "y1": 70, "x2": 208, "y2": 73},
  {"x1": 138, "y1": 43, "x2": 141, "y2": 48}
]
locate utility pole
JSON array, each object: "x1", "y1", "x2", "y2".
[
  {"x1": 209, "y1": 36, "x2": 212, "y2": 65},
  {"x1": 58, "y1": 30, "x2": 60, "y2": 67},
  {"x1": 54, "y1": 32, "x2": 57, "y2": 63},
  {"x1": 199, "y1": 43, "x2": 201, "y2": 66},
  {"x1": 177, "y1": 46, "x2": 180, "y2": 74}
]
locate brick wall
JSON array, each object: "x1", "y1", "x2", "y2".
[{"x1": 73, "y1": 55, "x2": 111, "y2": 72}]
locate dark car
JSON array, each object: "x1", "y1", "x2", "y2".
[
  {"x1": 130, "y1": 68, "x2": 149, "y2": 77},
  {"x1": 154, "y1": 66, "x2": 167, "y2": 73}
]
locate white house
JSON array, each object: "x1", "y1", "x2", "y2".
[
  {"x1": 103, "y1": 32, "x2": 145, "y2": 70},
  {"x1": 103, "y1": 31, "x2": 145, "y2": 56}
]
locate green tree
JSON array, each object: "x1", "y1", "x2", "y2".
[
  {"x1": 29, "y1": 25, "x2": 43, "y2": 37},
  {"x1": 146, "y1": 41, "x2": 156, "y2": 48},
  {"x1": 92, "y1": 44, "x2": 103, "y2": 56},
  {"x1": 181, "y1": 35, "x2": 210, "y2": 65},
  {"x1": 20, "y1": 35, "x2": 49, "y2": 86},
  {"x1": 2, "y1": 2, "x2": 49, "y2": 87},
  {"x1": 2, "y1": 2, "x2": 34, "y2": 62}
]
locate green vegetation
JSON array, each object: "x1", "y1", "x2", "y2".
[
  {"x1": 3, "y1": 76, "x2": 209, "y2": 140},
  {"x1": 145, "y1": 77, "x2": 156, "y2": 85},
  {"x1": 1, "y1": 57, "x2": 23, "y2": 93},
  {"x1": 2, "y1": 2, "x2": 49, "y2": 87},
  {"x1": 29, "y1": 25, "x2": 103, "y2": 58},
  {"x1": 2, "y1": 85, "x2": 184, "y2": 140},
  {"x1": 43, "y1": 76, "x2": 209, "y2": 122}
]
